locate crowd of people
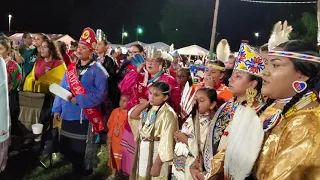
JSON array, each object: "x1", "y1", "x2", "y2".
[{"x1": 1, "y1": 20, "x2": 320, "y2": 180}]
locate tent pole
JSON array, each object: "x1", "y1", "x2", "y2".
[
  {"x1": 209, "y1": 0, "x2": 220, "y2": 54},
  {"x1": 317, "y1": 0, "x2": 320, "y2": 51}
]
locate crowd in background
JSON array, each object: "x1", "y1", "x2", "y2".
[{"x1": 1, "y1": 20, "x2": 320, "y2": 180}]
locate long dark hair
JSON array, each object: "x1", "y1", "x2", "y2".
[
  {"x1": 190, "y1": 88, "x2": 218, "y2": 117},
  {"x1": 130, "y1": 44, "x2": 144, "y2": 53},
  {"x1": 145, "y1": 81, "x2": 170, "y2": 114},
  {"x1": 258, "y1": 40, "x2": 320, "y2": 116},
  {"x1": 57, "y1": 41, "x2": 67, "y2": 56},
  {"x1": 43, "y1": 39, "x2": 62, "y2": 60},
  {"x1": 178, "y1": 68, "x2": 193, "y2": 87}
]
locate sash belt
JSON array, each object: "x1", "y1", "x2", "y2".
[
  {"x1": 61, "y1": 130, "x2": 87, "y2": 140},
  {"x1": 142, "y1": 137, "x2": 160, "y2": 142}
]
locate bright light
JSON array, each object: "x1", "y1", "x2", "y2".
[
  {"x1": 137, "y1": 28, "x2": 143, "y2": 34},
  {"x1": 254, "y1": 32, "x2": 259, "y2": 38},
  {"x1": 8, "y1": 14, "x2": 12, "y2": 18},
  {"x1": 176, "y1": 29, "x2": 179, "y2": 31},
  {"x1": 123, "y1": 32, "x2": 128, "y2": 37}
]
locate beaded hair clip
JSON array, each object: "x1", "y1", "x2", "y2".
[{"x1": 268, "y1": 50, "x2": 320, "y2": 63}]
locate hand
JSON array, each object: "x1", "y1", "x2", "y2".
[
  {"x1": 12, "y1": 41, "x2": 19, "y2": 51},
  {"x1": 174, "y1": 131, "x2": 188, "y2": 144},
  {"x1": 139, "y1": 98, "x2": 148, "y2": 104},
  {"x1": 204, "y1": 76, "x2": 216, "y2": 89},
  {"x1": 190, "y1": 162, "x2": 200, "y2": 180},
  {"x1": 197, "y1": 172, "x2": 205, "y2": 180},
  {"x1": 68, "y1": 95, "x2": 77, "y2": 104},
  {"x1": 150, "y1": 162, "x2": 162, "y2": 177},
  {"x1": 137, "y1": 63, "x2": 145, "y2": 73},
  {"x1": 54, "y1": 113, "x2": 60, "y2": 120}
]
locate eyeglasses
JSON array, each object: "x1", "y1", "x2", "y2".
[{"x1": 146, "y1": 59, "x2": 161, "y2": 63}]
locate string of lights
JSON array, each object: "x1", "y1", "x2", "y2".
[{"x1": 240, "y1": 0, "x2": 316, "y2": 4}]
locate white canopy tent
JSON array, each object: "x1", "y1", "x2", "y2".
[
  {"x1": 145, "y1": 42, "x2": 170, "y2": 52},
  {"x1": 124, "y1": 41, "x2": 147, "y2": 48},
  {"x1": 177, "y1": 45, "x2": 209, "y2": 56}
]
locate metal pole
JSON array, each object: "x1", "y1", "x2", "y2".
[
  {"x1": 122, "y1": 25, "x2": 124, "y2": 44},
  {"x1": 209, "y1": 0, "x2": 220, "y2": 53},
  {"x1": 8, "y1": 15, "x2": 12, "y2": 32},
  {"x1": 317, "y1": 0, "x2": 320, "y2": 48}
]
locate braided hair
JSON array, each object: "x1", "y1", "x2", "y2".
[
  {"x1": 145, "y1": 81, "x2": 170, "y2": 114},
  {"x1": 259, "y1": 40, "x2": 320, "y2": 116}
]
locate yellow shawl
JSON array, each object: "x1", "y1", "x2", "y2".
[{"x1": 23, "y1": 63, "x2": 66, "y2": 93}]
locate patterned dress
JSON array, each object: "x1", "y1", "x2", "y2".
[
  {"x1": 172, "y1": 113, "x2": 211, "y2": 180},
  {"x1": 4, "y1": 57, "x2": 22, "y2": 91},
  {"x1": 203, "y1": 98, "x2": 240, "y2": 173}
]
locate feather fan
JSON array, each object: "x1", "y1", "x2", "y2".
[
  {"x1": 216, "y1": 39, "x2": 230, "y2": 63},
  {"x1": 268, "y1": 20, "x2": 293, "y2": 51},
  {"x1": 224, "y1": 106, "x2": 264, "y2": 180}
]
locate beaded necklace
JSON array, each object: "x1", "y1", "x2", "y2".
[
  {"x1": 263, "y1": 92, "x2": 317, "y2": 132},
  {"x1": 113, "y1": 109, "x2": 126, "y2": 136}
]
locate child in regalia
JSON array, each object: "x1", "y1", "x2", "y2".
[
  {"x1": 172, "y1": 88, "x2": 218, "y2": 180},
  {"x1": 129, "y1": 81, "x2": 179, "y2": 180},
  {"x1": 107, "y1": 94, "x2": 129, "y2": 179}
]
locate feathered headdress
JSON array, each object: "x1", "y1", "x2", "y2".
[
  {"x1": 96, "y1": 29, "x2": 107, "y2": 42},
  {"x1": 161, "y1": 51, "x2": 173, "y2": 62},
  {"x1": 216, "y1": 39, "x2": 230, "y2": 62},
  {"x1": 268, "y1": 21, "x2": 293, "y2": 51},
  {"x1": 146, "y1": 46, "x2": 160, "y2": 59}
]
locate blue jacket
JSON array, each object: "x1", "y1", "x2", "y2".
[{"x1": 52, "y1": 62, "x2": 109, "y2": 120}]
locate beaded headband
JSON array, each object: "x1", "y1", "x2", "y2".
[
  {"x1": 206, "y1": 64, "x2": 225, "y2": 71},
  {"x1": 268, "y1": 50, "x2": 320, "y2": 63}
]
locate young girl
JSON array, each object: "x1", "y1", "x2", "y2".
[
  {"x1": 172, "y1": 88, "x2": 218, "y2": 180},
  {"x1": 107, "y1": 94, "x2": 129, "y2": 180},
  {"x1": 129, "y1": 81, "x2": 179, "y2": 180},
  {"x1": 176, "y1": 68, "x2": 193, "y2": 92}
]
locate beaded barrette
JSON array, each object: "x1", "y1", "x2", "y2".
[{"x1": 269, "y1": 51, "x2": 320, "y2": 63}]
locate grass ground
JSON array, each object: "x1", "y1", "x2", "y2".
[{"x1": 22, "y1": 146, "x2": 110, "y2": 180}]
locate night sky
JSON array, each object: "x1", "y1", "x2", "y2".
[{"x1": 0, "y1": 0, "x2": 315, "y2": 51}]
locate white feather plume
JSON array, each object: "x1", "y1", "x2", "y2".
[
  {"x1": 216, "y1": 39, "x2": 230, "y2": 63},
  {"x1": 268, "y1": 20, "x2": 293, "y2": 51},
  {"x1": 170, "y1": 44, "x2": 174, "y2": 53},
  {"x1": 224, "y1": 106, "x2": 264, "y2": 180}
]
